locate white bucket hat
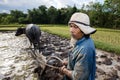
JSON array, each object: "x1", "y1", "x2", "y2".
[{"x1": 69, "y1": 12, "x2": 96, "y2": 35}]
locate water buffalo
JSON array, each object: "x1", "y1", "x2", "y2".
[{"x1": 15, "y1": 24, "x2": 41, "y2": 52}]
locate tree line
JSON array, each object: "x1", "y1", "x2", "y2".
[{"x1": 0, "y1": 0, "x2": 120, "y2": 29}]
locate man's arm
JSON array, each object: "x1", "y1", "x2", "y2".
[
  {"x1": 60, "y1": 53, "x2": 90, "y2": 80},
  {"x1": 59, "y1": 66, "x2": 72, "y2": 78}
]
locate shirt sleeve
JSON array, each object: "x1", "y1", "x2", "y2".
[{"x1": 71, "y1": 48, "x2": 92, "y2": 80}]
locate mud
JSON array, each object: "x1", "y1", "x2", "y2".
[{"x1": 0, "y1": 31, "x2": 120, "y2": 80}]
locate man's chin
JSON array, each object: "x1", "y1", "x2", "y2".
[{"x1": 71, "y1": 35, "x2": 77, "y2": 39}]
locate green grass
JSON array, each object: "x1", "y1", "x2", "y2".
[
  {"x1": 0, "y1": 24, "x2": 120, "y2": 54},
  {"x1": 0, "y1": 24, "x2": 24, "y2": 27},
  {"x1": 0, "y1": 27, "x2": 17, "y2": 31},
  {"x1": 92, "y1": 28, "x2": 120, "y2": 47},
  {"x1": 40, "y1": 25, "x2": 70, "y2": 38},
  {"x1": 40, "y1": 25, "x2": 120, "y2": 55}
]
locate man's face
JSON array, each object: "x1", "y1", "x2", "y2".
[{"x1": 69, "y1": 23, "x2": 83, "y2": 40}]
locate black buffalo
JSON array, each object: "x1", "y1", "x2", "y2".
[{"x1": 15, "y1": 24, "x2": 41, "y2": 52}]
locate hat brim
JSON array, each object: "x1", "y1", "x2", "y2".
[{"x1": 69, "y1": 22, "x2": 96, "y2": 35}]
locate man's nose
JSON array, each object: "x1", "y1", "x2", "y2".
[{"x1": 70, "y1": 27, "x2": 74, "y2": 33}]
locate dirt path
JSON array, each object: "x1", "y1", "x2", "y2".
[{"x1": 0, "y1": 31, "x2": 120, "y2": 80}]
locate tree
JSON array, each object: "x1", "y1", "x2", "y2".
[
  {"x1": 0, "y1": 3, "x2": 119, "y2": 28},
  {"x1": 38, "y1": 5, "x2": 48, "y2": 24},
  {"x1": 103, "y1": 0, "x2": 120, "y2": 28},
  {"x1": 10, "y1": 10, "x2": 25, "y2": 23},
  {"x1": 0, "y1": 13, "x2": 8, "y2": 24},
  {"x1": 86, "y1": 2, "x2": 104, "y2": 27},
  {"x1": 47, "y1": 6, "x2": 58, "y2": 24}
]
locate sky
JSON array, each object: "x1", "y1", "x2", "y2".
[{"x1": 0, "y1": 0, "x2": 104, "y2": 13}]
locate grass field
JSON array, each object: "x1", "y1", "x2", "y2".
[
  {"x1": 0, "y1": 24, "x2": 120, "y2": 54},
  {"x1": 40, "y1": 25, "x2": 120, "y2": 54}
]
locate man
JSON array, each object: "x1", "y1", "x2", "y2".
[{"x1": 59, "y1": 12, "x2": 96, "y2": 80}]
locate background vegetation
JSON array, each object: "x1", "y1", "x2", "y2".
[{"x1": 0, "y1": 0, "x2": 120, "y2": 29}]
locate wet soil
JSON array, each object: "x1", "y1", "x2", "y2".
[{"x1": 0, "y1": 31, "x2": 120, "y2": 80}]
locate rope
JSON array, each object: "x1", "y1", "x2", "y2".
[
  {"x1": 47, "y1": 56, "x2": 63, "y2": 64},
  {"x1": 46, "y1": 56, "x2": 63, "y2": 69},
  {"x1": 30, "y1": 48, "x2": 63, "y2": 69}
]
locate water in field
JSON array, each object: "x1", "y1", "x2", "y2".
[
  {"x1": 0, "y1": 31, "x2": 120, "y2": 80},
  {"x1": 0, "y1": 32, "x2": 39, "y2": 80}
]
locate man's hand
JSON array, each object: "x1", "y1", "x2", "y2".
[
  {"x1": 59, "y1": 66, "x2": 72, "y2": 78},
  {"x1": 62, "y1": 60, "x2": 68, "y2": 66},
  {"x1": 59, "y1": 65, "x2": 66, "y2": 74}
]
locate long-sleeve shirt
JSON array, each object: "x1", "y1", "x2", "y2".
[{"x1": 64, "y1": 36, "x2": 96, "y2": 80}]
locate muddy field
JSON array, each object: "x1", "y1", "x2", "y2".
[{"x1": 0, "y1": 31, "x2": 120, "y2": 80}]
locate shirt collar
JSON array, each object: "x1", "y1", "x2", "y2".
[{"x1": 75, "y1": 36, "x2": 86, "y2": 46}]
